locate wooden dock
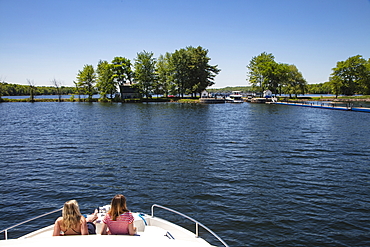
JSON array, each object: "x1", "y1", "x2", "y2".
[
  {"x1": 272, "y1": 101, "x2": 370, "y2": 113},
  {"x1": 199, "y1": 98, "x2": 225, "y2": 104}
]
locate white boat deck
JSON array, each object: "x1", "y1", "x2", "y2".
[
  {"x1": 2, "y1": 234, "x2": 214, "y2": 247},
  {"x1": 1, "y1": 205, "x2": 226, "y2": 247}
]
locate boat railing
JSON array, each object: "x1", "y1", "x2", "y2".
[
  {"x1": 151, "y1": 204, "x2": 229, "y2": 247},
  {"x1": 0, "y1": 208, "x2": 62, "y2": 240}
]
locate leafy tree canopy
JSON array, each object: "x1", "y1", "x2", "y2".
[
  {"x1": 329, "y1": 55, "x2": 370, "y2": 96},
  {"x1": 96, "y1": 60, "x2": 116, "y2": 99},
  {"x1": 134, "y1": 51, "x2": 157, "y2": 98},
  {"x1": 76, "y1": 64, "x2": 96, "y2": 101},
  {"x1": 247, "y1": 52, "x2": 307, "y2": 96}
]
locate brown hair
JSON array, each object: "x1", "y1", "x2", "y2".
[
  {"x1": 62, "y1": 200, "x2": 82, "y2": 229},
  {"x1": 108, "y1": 194, "x2": 129, "y2": 221}
]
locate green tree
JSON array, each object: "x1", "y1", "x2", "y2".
[
  {"x1": 73, "y1": 80, "x2": 83, "y2": 101},
  {"x1": 284, "y1": 64, "x2": 307, "y2": 97},
  {"x1": 134, "y1": 51, "x2": 157, "y2": 98},
  {"x1": 51, "y1": 78, "x2": 63, "y2": 102},
  {"x1": 306, "y1": 82, "x2": 332, "y2": 94},
  {"x1": 27, "y1": 79, "x2": 36, "y2": 102},
  {"x1": 112, "y1": 57, "x2": 133, "y2": 99},
  {"x1": 170, "y1": 48, "x2": 189, "y2": 97},
  {"x1": 247, "y1": 52, "x2": 307, "y2": 96},
  {"x1": 269, "y1": 62, "x2": 290, "y2": 95},
  {"x1": 77, "y1": 64, "x2": 96, "y2": 101},
  {"x1": 96, "y1": 60, "x2": 116, "y2": 100},
  {"x1": 361, "y1": 58, "x2": 370, "y2": 94},
  {"x1": 156, "y1": 52, "x2": 174, "y2": 97},
  {"x1": 247, "y1": 52, "x2": 276, "y2": 93},
  {"x1": 186, "y1": 46, "x2": 220, "y2": 97},
  {"x1": 328, "y1": 76, "x2": 342, "y2": 98},
  {"x1": 169, "y1": 46, "x2": 220, "y2": 97},
  {"x1": 330, "y1": 55, "x2": 369, "y2": 95},
  {"x1": 0, "y1": 80, "x2": 4, "y2": 100}
]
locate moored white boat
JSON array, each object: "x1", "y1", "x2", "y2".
[
  {"x1": 0, "y1": 204, "x2": 228, "y2": 247},
  {"x1": 225, "y1": 91, "x2": 244, "y2": 103}
]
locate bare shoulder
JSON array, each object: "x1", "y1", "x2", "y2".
[
  {"x1": 55, "y1": 217, "x2": 63, "y2": 223},
  {"x1": 80, "y1": 216, "x2": 87, "y2": 223}
]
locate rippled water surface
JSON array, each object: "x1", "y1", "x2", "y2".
[{"x1": 1, "y1": 102, "x2": 370, "y2": 246}]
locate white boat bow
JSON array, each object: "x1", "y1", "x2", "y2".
[{"x1": 1, "y1": 204, "x2": 228, "y2": 247}]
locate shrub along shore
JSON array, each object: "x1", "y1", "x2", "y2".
[
  {"x1": 1, "y1": 95, "x2": 370, "y2": 103},
  {"x1": 0, "y1": 96, "x2": 200, "y2": 103}
]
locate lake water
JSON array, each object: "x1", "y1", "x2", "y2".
[{"x1": 1, "y1": 102, "x2": 370, "y2": 246}]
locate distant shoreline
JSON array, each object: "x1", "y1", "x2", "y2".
[
  {"x1": 0, "y1": 97, "x2": 199, "y2": 103},
  {"x1": 278, "y1": 96, "x2": 370, "y2": 102},
  {"x1": 1, "y1": 95, "x2": 370, "y2": 103}
]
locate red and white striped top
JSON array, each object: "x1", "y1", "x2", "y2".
[{"x1": 102, "y1": 211, "x2": 134, "y2": 235}]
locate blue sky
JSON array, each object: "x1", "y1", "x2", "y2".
[{"x1": 1, "y1": 0, "x2": 369, "y2": 88}]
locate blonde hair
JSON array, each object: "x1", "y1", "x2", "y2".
[
  {"x1": 108, "y1": 194, "x2": 129, "y2": 221},
  {"x1": 62, "y1": 200, "x2": 82, "y2": 229}
]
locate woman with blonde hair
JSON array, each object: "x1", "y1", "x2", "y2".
[
  {"x1": 53, "y1": 200, "x2": 89, "y2": 236},
  {"x1": 100, "y1": 194, "x2": 136, "y2": 235}
]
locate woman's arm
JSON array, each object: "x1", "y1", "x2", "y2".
[
  {"x1": 52, "y1": 218, "x2": 62, "y2": 236},
  {"x1": 128, "y1": 223, "x2": 136, "y2": 235},
  {"x1": 100, "y1": 223, "x2": 108, "y2": 235},
  {"x1": 80, "y1": 217, "x2": 89, "y2": 235}
]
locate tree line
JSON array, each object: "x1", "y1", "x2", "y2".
[
  {"x1": 246, "y1": 52, "x2": 370, "y2": 97},
  {"x1": 2, "y1": 51, "x2": 369, "y2": 100},
  {"x1": 328, "y1": 55, "x2": 370, "y2": 96},
  {"x1": 0, "y1": 82, "x2": 75, "y2": 97},
  {"x1": 76, "y1": 46, "x2": 220, "y2": 101},
  {"x1": 247, "y1": 52, "x2": 308, "y2": 97}
]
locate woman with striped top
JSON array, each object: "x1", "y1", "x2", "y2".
[{"x1": 100, "y1": 194, "x2": 137, "y2": 235}]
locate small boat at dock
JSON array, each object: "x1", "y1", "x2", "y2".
[{"x1": 225, "y1": 91, "x2": 244, "y2": 103}]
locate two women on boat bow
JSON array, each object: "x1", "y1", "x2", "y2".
[{"x1": 52, "y1": 194, "x2": 136, "y2": 236}]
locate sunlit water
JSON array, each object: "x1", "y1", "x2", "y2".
[{"x1": 1, "y1": 102, "x2": 370, "y2": 246}]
